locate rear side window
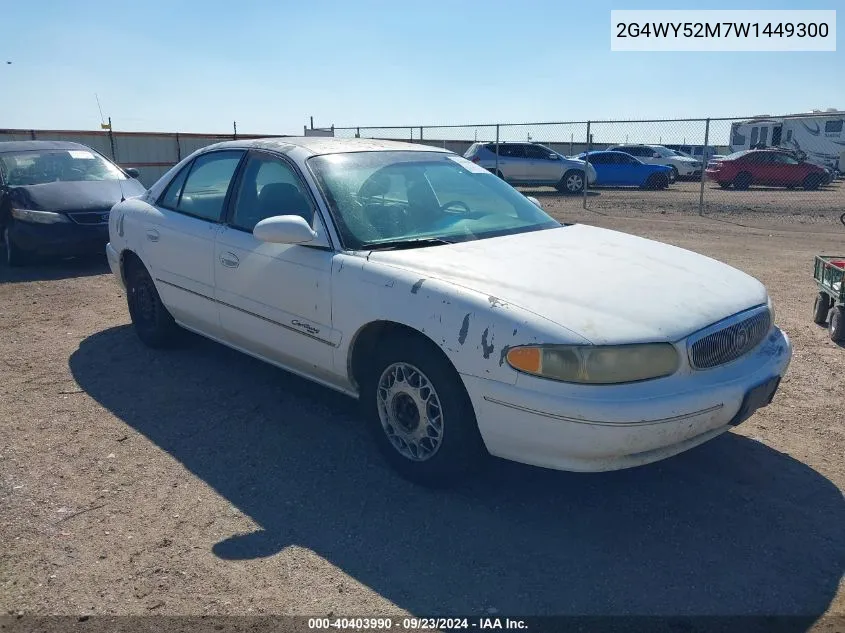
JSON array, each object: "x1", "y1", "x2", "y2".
[
  {"x1": 588, "y1": 153, "x2": 610, "y2": 165},
  {"x1": 825, "y1": 120, "x2": 843, "y2": 134},
  {"x1": 160, "y1": 151, "x2": 244, "y2": 221}
]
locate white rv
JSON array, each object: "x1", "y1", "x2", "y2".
[{"x1": 729, "y1": 109, "x2": 845, "y2": 174}]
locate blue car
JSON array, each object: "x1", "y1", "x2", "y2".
[{"x1": 573, "y1": 151, "x2": 672, "y2": 189}]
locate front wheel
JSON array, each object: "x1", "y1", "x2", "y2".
[
  {"x1": 803, "y1": 174, "x2": 822, "y2": 191},
  {"x1": 830, "y1": 306, "x2": 845, "y2": 343},
  {"x1": 2, "y1": 223, "x2": 30, "y2": 267},
  {"x1": 733, "y1": 172, "x2": 752, "y2": 190},
  {"x1": 669, "y1": 166, "x2": 679, "y2": 182},
  {"x1": 125, "y1": 258, "x2": 180, "y2": 348},
  {"x1": 813, "y1": 292, "x2": 831, "y2": 325},
  {"x1": 557, "y1": 170, "x2": 585, "y2": 194},
  {"x1": 362, "y1": 337, "x2": 486, "y2": 487}
]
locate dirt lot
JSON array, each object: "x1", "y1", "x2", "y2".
[{"x1": 1, "y1": 182, "x2": 844, "y2": 626}]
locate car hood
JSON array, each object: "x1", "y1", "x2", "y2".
[
  {"x1": 8, "y1": 179, "x2": 146, "y2": 212},
  {"x1": 367, "y1": 225, "x2": 767, "y2": 344}
]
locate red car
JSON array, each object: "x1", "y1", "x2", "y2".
[{"x1": 705, "y1": 149, "x2": 828, "y2": 190}]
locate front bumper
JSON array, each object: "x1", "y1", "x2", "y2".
[
  {"x1": 463, "y1": 326, "x2": 792, "y2": 472},
  {"x1": 9, "y1": 219, "x2": 109, "y2": 257}
]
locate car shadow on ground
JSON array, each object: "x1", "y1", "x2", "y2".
[
  {"x1": 0, "y1": 255, "x2": 109, "y2": 284},
  {"x1": 69, "y1": 326, "x2": 845, "y2": 625},
  {"x1": 519, "y1": 188, "x2": 601, "y2": 198}
]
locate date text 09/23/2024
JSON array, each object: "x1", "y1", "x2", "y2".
[{"x1": 307, "y1": 617, "x2": 527, "y2": 630}]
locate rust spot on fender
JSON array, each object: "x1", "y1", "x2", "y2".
[
  {"x1": 488, "y1": 296, "x2": 506, "y2": 308},
  {"x1": 481, "y1": 328, "x2": 495, "y2": 359},
  {"x1": 499, "y1": 345, "x2": 511, "y2": 367},
  {"x1": 458, "y1": 313, "x2": 471, "y2": 345},
  {"x1": 411, "y1": 279, "x2": 425, "y2": 294}
]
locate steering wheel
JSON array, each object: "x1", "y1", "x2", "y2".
[{"x1": 440, "y1": 200, "x2": 471, "y2": 214}]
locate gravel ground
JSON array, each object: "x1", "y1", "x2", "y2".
[{"x1": 1, "y1": 182, "x2": 843, "y2": 626}]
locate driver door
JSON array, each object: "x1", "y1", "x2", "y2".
[{"x1": 213, "y1": 150, "x2": 339, "y2": 381}]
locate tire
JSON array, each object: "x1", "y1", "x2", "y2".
[
  {"x1": 2, "y1": 222, "x2": 30, "y2": 267},
  {"x1": 830, "y1": 306, "x2": 845, "y2": 343},
  {"x1": 718, "y1": 181, "x2": 732, "y2": 189},
  {"x1": 733, "y1": 172, "x2": 752, "y2": 190},
  {"x1": 803, "y1": 174, "x2": 822, "y2": 191},
  {"x1": 669, "y1": 166, "x2": 679, "y2": 182},
  {"x1": 361, "y1": 335, "x2": 487, "y2": 487},
  {"x1": 125, "y1": 257, "x2": 179, "y2": 348},
  {"x1": 557, "y1": 169, "x2": 585, "y2": 194},
  {"x1": 813, "y1": 292, "x2": 831, "y2": 325},
  {"x1": 642, "y1": 173, "x2": 668, "y2": 190}
]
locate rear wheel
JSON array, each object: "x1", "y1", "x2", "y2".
[
  {"x1": 733, "y1": 172, "x2": 752, "y2": 190},
  {"x1": 557, "y1": 169, "x2": 585, "y2": 194},
  {"x1": 361, "y1": 335, "x2": 487, "y2": 487},
  {"x1": 2, "y1": 223, "x2": 30, "y2": 267},
  {"x1": 125, "y1": 257, "x2": 180, "y2": 348},
  {"x1": 642, "y1": 173, "x2": 669, "y2": 190},
  {"x1": 803, "y1": 174, "x2": 822, "y2": 191},
  {"x1": 813, "y1": 292, "x2": 831, "y2": 325},
  {"x1": 830, "y1": 306, "x2": 845, "y2": 343}
]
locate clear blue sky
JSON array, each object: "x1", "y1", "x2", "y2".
[{"x1": 1, "y1": 0, "x2": 842, "y2": 134}]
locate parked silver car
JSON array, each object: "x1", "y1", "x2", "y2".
[{"x1": 464, "y1": 142, "x2": 597, "y2": 193}]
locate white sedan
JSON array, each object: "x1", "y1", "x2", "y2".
[{"x1": 106, "y1": 138, "x2": 791, "y2": 486}]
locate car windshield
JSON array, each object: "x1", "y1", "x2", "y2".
[
  {"x1": 308, "y1": 151, "x2": 560, "y2": 250},
  {"x1": 0, "y1": 149, "x2": 127, "y2": 186}
]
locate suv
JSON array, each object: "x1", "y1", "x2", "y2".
[
  {"x1": 464, "y1": 142, "x2": 597, "y2": 193},
  {"x1": 705, "y1": 149, "x2": 829, "y2": 190},
  {"x1": 606, "y1": 144, "x2": 702, "y2": 180}
]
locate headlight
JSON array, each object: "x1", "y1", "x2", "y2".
[
  {"x1": 506, "y1": 343, "x2": 679, "y2": 384},
  {"x1": 11, "y1": 208, "x2": 71, "y2": 224}
]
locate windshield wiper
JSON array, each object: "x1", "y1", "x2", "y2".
[{"x1": 361, "y1": 237, "x2": 454, "y2": 251}]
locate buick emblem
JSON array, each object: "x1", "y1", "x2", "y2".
[{"x1": 733, "y1": 327, "x2": 749, "y2": 352}]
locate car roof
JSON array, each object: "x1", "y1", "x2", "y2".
[
  {"x1": 0, "y1": 140, "x2": 93, "y2": 153},
  {"x1": 203, "y1": 136, "x2": 451, "y2": 157}
]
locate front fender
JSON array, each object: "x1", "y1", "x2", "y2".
[{"x1": 333, "y1": 255, "x2": 590, "y2": 385}]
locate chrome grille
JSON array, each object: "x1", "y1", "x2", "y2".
[
  {"x1": 68, "y1": 210, "x2": 111, "y2": 225},
  {"x1": 689, "y1": 308, "x2": 771, "y2": 369}
]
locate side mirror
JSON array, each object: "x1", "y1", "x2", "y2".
[
  {"x1": 525, "y1": 195, "x2": 543, "y2": 209},
  {"x1": 124, "y1": 167, "x2": 140, "y2": 179},
  {"x1": 253, "y1": 215, "x2": 317, "y2": 244}
]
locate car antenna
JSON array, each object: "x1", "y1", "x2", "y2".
[{"x1": 96, "y1": 98, "x2": 126, "y2": 203}]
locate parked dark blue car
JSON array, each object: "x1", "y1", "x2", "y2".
[
  {"x1": 0, "y1": 141, "x2": 145, "y2": 266},
  {"x1": 573, "y1": 151, "x2": 672, "y2": 189}
]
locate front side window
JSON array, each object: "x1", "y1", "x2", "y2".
[
  {"x1": 160, "y1": 150, "x2": 243, "y2": 221},
  {"x1": 308, "y1": 151, "x2": 560, "y2": 250},
  {"x1": 0, "y1": 148, "x2": 127, "y2": 186},
  {"x1": 231, "y1": 153, "x2": 314, "y2": 231},
  {"x1": 523, "y1": 144, "x2": 554, "y2": 160},
  {"x1": 731, "y1": 124, "x2": 747, "y2": 146}
]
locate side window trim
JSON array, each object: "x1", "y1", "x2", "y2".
[
  {"x1": 223, "y1": 149, "x2": 334, "y2": 250},
  {"x1": 156, "y1": 149, "x2": 247, "y2": 223},
  {"x1": 157, "y1": 161, "x2": 193, "y2": 211}
]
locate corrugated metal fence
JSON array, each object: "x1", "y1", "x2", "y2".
[{"x1": 0, "y1": 128, "x2": 288, "y2": 187}]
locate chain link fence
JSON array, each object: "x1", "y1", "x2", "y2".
[{"x1": 333, "y1": 113, "x2": 844, "y2": 221}]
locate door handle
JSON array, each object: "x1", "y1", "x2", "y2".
[
  {"x1": 146, "y1": 229, "x2": 159, "y2": 242},
  {"x1": 220, "y1": 252, "x2": 239, "y2": 268}
]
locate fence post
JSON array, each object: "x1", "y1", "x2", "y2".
[
  {"x1": 233, "y1": 121, "x2": 237, "y2": 140},
  {"x1": 583, "y1": 121, "x2": 591, "y2": 209},
  {"x1": 30, "y1": 129, "x2": 36, "y2": 140},
  {"x1": 107, "y1": 117, "x2": 116, "y2": 161},
  {"x1": 175, "y1": 132, "x2": 182, "y2": 161},
  {"x1": 419, "y1": 126, "x2": 424, "y2": 141},
  {"x1": 698, "y1": 118, "x2": 710, "y2": 215},
  {"x1": 495, "y1": 124, "x2": 500, "y2": 175}
]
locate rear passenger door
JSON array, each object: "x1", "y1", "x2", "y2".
[
  {"x1": 494, "y1": 144, "x2": 527, "y2": 182},
  {"x1": 145, "y1": 150, "x2": 245, "y2": 338}
]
